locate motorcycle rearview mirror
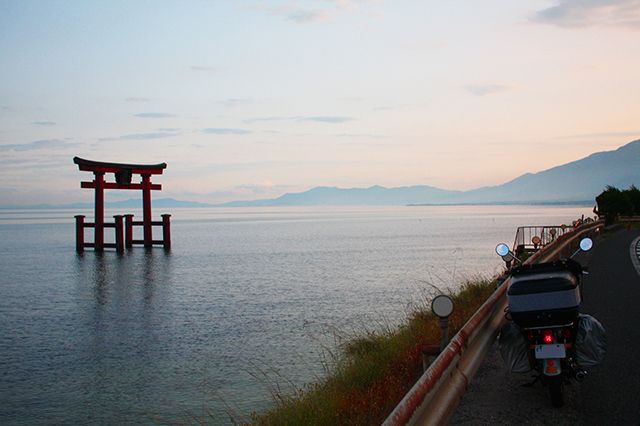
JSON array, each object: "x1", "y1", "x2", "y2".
[
  {"x1": 579, "y1": 237, "x2": 593, "y2": 252},
  {"x1": 495, "y1": 243, "x2": 519, "y2": 265},
  {"x1": 495, "y1": 243, "x2": 510, "y2": 257},
  {"x1": 570, "y1": 237, "x2": 594, "y2": 259}
]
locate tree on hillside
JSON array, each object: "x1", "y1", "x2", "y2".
[
  {"x1": 595, "y1": 185, "x2": 639, "y2": 225},
  {"x1": 626, "y1": 185, "x2": 640, "y2": 215}
]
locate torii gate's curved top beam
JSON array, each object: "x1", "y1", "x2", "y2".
[{"x1": 73, "y1": 156, "x2": 167, "y2": 175}]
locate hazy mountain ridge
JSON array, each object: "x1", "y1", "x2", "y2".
[
  {"x1": 221, "y1": 139, "x2": 639, "y2": 206},
  {"x1": 461, "y1": 140, "x2": 640, "y2": 203},
  {"x1": 3, "y1": 140, "x2": 638, "y2": 209},
  {"x1": 220, "y1": 184, "x2": 464, "y2": 206}
]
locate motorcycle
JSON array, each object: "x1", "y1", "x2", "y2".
[{"x1": 496, "y1": 237, "x2": 606, "y2": 407}]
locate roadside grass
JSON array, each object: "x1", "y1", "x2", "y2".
[{"x1": 246, "y1": 277, "x2": 498, "y2": 426}]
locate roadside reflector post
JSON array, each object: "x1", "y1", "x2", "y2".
[{"x1": 432, "y1": 294, "x2": 454, "y2": 352}]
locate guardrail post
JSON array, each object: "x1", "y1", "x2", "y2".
[
  {"x1": 439, "y1": 317, "x2": 450, "y2": 352},
  {"x1": 422, "y1": 345, "x2": 440, "y2": 372}
]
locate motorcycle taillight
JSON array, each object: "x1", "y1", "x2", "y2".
[{"x1": 542, "y1": 329, "x2": 554, "y2": 344}]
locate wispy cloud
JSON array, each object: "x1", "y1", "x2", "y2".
[
  {"x1": 218, "y1": 98, "x2": 253, "y2": 108},
  {"x1": 339, "y1": 141, "x2": 393, "y2": 147},
  {"x1": 554, "y1": 131, "x2": 640, "y2": 140},
  {"x1": 119, "y1": 132, "x2": 179, "y2": 140},
  {"x1": 191, "y1": 66, "x2": 218, "y2": 72},
  {"x1": 125, "y1": 97, "x2": 150, "y2": 102},
  {"x1": 0, "y1": 139, "x2": 75, "y2": 152},
  {"x1": 287, "y1": 9, "x2": 332, "y2": 23},
  {"x1": 32, "y1": 121, "x2": 56, "y2": 126},
  {"x1": 203, "y1": 128, "x2": 251, "y2": 135},
  {"x1": 261, "y1": 0, "x2": 380, "y2": 24},
  {"x1": 244, "y1": 116, "x2": 290, "y2": 124},
  {"x1": 134, "y1": 112, "x2": 176, "y2": 118},
  {"x1": 302, "y1": 116, "x2": 354, "y2": 123},
  {"x1": 236, "y1": 181, "x2": 291, "y2": 195},
  {"x1": 335, "y1": 133, "x2": 388, "y2": 139},
  {"x1": 264, "y1": 4, "x2": 332, "y2": 24},
  {"x1": 98, "y1": 129, "x2": 181, "y2": 141},
  {"x1": 340, "y1": 96, "x2": 367, "y2": 102},
  {"x1": 202, "y1": 190, "x2": 238, "y2": 198},
  {"x1": 244, "y1": 115, "x2": 354, "y2": 124},
  {"x1": 373, "y1": 104, "x2": 413, "y2": 111},
  {"x1": 531, "y1": 0, "x2": 640, "y2": 29},
  {"x1": 464, "y1": 84, "x2": 511, "y2": 96}
]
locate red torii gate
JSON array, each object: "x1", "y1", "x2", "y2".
[{"x1": 73, "y1": 156, "x2": 171, "y2": 252}]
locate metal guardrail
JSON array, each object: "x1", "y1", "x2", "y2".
[
  {"x1": 383, "y1": 221, "x2": 603, "y2": 426},
  {"x1": 620, "y1": 216, "x2": 640, "y2": 223},
  {"x1": 512, "y1": 225, "x2": 575, "y2": 252}
]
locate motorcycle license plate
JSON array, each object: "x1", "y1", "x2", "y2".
[{"x1": 535, "y1": 344, "x2": 566, "y2": 359}]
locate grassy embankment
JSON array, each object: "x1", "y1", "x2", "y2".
[{"x1": 247, "y1": 277, "x2": 499, "y2": 425}]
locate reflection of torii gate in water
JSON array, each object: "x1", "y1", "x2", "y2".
[{"x1": 73, "y1": 157, "x2": 171, "y2": 252}]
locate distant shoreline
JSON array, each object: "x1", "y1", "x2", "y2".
[
  {"x1": 407, "y1": 200, "x2": 593, "y2": 207},
  {"x1": 0, "y1": 200, "x2": 594, "y2": 210}
]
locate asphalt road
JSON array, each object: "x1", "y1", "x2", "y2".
[{"x1": 452, "y1": 228, "x2": 640, "y2": 425}]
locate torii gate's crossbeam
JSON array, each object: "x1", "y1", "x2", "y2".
[{"x1": 73, "y1": 157, "x2": 170, "y2": 252}]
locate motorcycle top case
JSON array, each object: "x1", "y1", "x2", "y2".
[{"x1": 506, "y1": 260, "x2": 581, "y2": 328}]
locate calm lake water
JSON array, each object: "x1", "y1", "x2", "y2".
[{"x1": 0, "y1": 205, "x2": 593, "y2": 424}]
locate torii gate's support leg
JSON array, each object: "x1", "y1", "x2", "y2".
[
  {"x1": 94, "y1": 172, "x2": 105, "y2": 252},
  {"x1": 114, "y1": 215, "x2": 124, "y2": 253},
  {"x1": 142, "y1": 174, "x2": 152, "y2": 247},
  {"x1": 124, "y1": 214, "x2": 134, "y2": 248},
  {"x1": 75, "y1": 215, "x2": 85, "y2": 252},
  {"x1": 162, "y1": 214, "x2": 171, "y2": 249}
]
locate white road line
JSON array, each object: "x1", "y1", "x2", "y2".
[{"x1": 631, "y1": 237, "x2": 640, "y2": 278}]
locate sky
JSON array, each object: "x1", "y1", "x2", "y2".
[{"x1": 1, "y1": 0, "x2": 639, "y2": 205}]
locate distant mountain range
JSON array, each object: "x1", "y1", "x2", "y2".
[
  {"x1": 220, "y1": 139, "x2": 640, "y2": 207},
  {"x1": 2, "y1": 139, "x2": 638, "y2": 209}
]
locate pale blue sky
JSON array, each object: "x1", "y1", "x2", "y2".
[{"x1": 1, "y1": 0, "x2": 639, "y2": 204}]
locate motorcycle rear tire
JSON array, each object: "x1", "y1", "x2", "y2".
[{"x1": 548, "y1": 376, "x2": 564, "y2": 407}]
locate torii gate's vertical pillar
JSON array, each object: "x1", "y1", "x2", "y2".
[
  {"x1": 142, "y1": 174, "x2": 153, "y2": 247},
  {"x1": 94, "y1": 171, "x2": 105, "y2": 251}
]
